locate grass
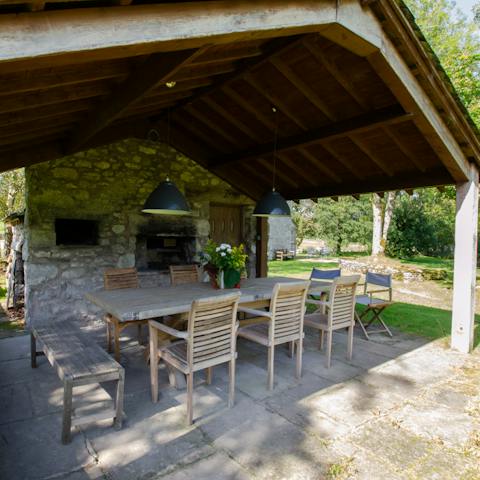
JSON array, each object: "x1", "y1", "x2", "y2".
[
  {"x1": 400, "y1": 255, "x2": 454, "y2": 271},
  {"x1": 269, "y1": 256, "x2": 480, "y2": 347},
  {"x1": 268, "y1": 256, "x2": 339, "y2": 277}
]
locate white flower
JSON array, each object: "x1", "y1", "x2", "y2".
[
  {"x1": 216, "y1": 247, "x2": 220, "y2": 252},
  {"x1": 220, "y1": 252, "x2": 226, "y2": 256}
]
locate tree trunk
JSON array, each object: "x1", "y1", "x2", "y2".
[
  {"x1": 381, "y1": 191, "x2": 396, "y2": 249},
  {"x1": 372, "y1": 193, "x2": 383, "y2": 255}
]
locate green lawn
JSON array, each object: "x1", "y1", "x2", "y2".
[
  {"x1": 268, "y1": 257, "x2": 339, "y2": 277},
  {"x1": 269, "y1": 256, "x2": 480, "y2": 347}
]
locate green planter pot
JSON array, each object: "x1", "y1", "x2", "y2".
[{"x1": 223, "y1": 268, "x2": 241, "y2": 289}]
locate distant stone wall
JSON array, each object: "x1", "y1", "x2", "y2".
[
  {"x1": 24, "y1": 138, "x2": 256, "y2": 326},
  {"x1": 267, "y1": 216, "x2": 296, "y2": 260}
]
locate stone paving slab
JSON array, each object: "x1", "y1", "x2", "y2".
[{"x1": 1, "y1": 330, "x2": 479, "y2": 480}]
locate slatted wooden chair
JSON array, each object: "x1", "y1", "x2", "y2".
[
  {"x1": 237, "y1": 281, "x2": 310, "y2": 390},
  {"x1": 304, "y1": 275, "x2": 360, "y2": 368},
  {"x1": 149, "y1": 292, "x2": 240, "y2": 425},
  {"x1": 169, "y1": 264, "x2": 200, "y2": 286},
  {"x1": 355, "y1": 272, "x2": 394, "y2": 339},
  {"x1": 104, "y1": 267, "x2": 147, "y2": 362}
]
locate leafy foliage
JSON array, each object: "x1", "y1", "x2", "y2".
[
  {"x1": 386, "y1": 188, "x2": 455, "y2": 258},
  {"x1": 404, "y1": 0, "x2": 480, "y2": 125},
  {"x1": 291, "y1": 197, "x2": 372, "y2": 254},
  {"x1": 200, "y1": 240, "x2": 247, "y2": 271},
  {"x1": 0, "y1": 169, "x2": 25, "y2": 219}
]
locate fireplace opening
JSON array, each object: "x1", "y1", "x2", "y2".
[
  {"x1": 55, "y1": 218, "x2": 99, "y2": 246},
  {"x1": 136, "y1": 234, "x2": 196, "y2": 271}
]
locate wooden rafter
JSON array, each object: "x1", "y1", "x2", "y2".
[
  {"x1": 297, "y1": 147, "x2": 342, "y2": 184},
  {"x1": 349, "y1": 134, "x2": 394, "y2": 176},
  {"x1": 68, "y1": 48, "x2": 204, "y2": 152},
  {"x1": 269, "y1": 56, "x2": 337, "y2": 121},
  {"x1": 243, "y1": 72, "x2": 309, "y2": 130},
  {"x1": 151, "y1": 36, "x2": 304, "y2": 125},
  {"x1": 210, "y1": 105, "x2": 411, "y2": 169},
  {"x1": 382, "y1": 126, "x2": 427, "y2": 172},
  {"x1": 320, "y1": 142, "x2": 364, "y2": 180},
  {"x1": 303, "y1": 38, "x2": 369, "y2": 111}
]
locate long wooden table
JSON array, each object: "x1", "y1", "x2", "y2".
[
  {"x1": 86, "y1": 276, "x2": 332, "y2": 381},
  {"x1": 86, "y1": 276, "x2": 331, "y2": 323}
]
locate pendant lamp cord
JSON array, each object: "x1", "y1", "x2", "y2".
[{"x1": 272, "y1": 107, "x2": 279, "y2": 192}]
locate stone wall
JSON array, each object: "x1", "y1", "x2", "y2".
[
  {"x1": 24, "y1": 138, "x2": 256, "y2": 326},
  {"x1": 267, "y1": 216, "x2": 296, "y2": 260}
]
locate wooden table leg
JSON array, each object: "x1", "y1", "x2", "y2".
[
  {"x1": 30, "y1": 332, "x2": 37, "y2": 368},
  {"x1": 61, "y1": 379, "x2": 73, "y2": 444},
  {"x1": 113, "y1": 320, "x2": 121, "y2": 363},
  {"x1": 114, "y1": 369, "x2": 125, "y2": 429}
]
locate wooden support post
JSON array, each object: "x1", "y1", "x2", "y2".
[{"x1": 451, "y1": 163, "x2": 479, "y2": 353}]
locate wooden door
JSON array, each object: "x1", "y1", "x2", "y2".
[{"x1": 210, "y1": 205, "x2": 243, "y2": 246}]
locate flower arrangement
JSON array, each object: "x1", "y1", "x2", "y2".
[{"x1": 200, "y1": 241, "x2": 248, "y2": 288}]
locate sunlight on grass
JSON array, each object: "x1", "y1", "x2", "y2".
[{"x1": 268, "y1": 258, "x2": 339, "y2": 277}]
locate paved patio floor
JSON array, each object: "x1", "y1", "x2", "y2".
[{"x1": 1, "y1": 325, "x2": 479, "y2": 480}]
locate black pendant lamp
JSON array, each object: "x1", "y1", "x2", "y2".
[
  {"x1": 253, "y1": 107, "x2": 290, "y2": 217},
  {"x1": 142, "y1": 112, "x2": 191, "y2": 216}
]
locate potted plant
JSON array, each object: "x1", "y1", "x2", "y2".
[{"x1": 200, "y1": 241, "x2": 248, "y2": 289}]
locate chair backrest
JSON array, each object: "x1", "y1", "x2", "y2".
[
  {"x1": 187, "y1": 292, "x2": 240, "y2": 369},
  {"x1": 104, "y1": 268, "x2": 139, "y2": 290},
  {"x1": 327, "y1": 275, "x2": 360, "y2": 328},
  {"x1": 169, "y1": 264, "x2": 200, "y2": 286},
  {"x1": 310, "y1": 268, "x2": 341, "y2": 281},
  {"x1": 365, "y1": 272, "x2": 392, "y2": 300},
  {"x1": 270, "y1": 281, "x2": 310, "y2": 343}
]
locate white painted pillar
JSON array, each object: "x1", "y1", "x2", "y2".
[{"x1": 451, "y1": 163, "x2": 479, "y2": 353}]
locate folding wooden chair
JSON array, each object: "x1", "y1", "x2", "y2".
[
  {"x1": 355, "y1": 272, "x2": 393, "y2": 339},
  {"x1": 237, "y1": 281, "x2": 310, "y2": 390},
  {"x1": 304, "y1": 275, "x2": 360, "y2": 368},
  {"x1": 149, "y1": 292, "x2": 240, "y2": 425}
]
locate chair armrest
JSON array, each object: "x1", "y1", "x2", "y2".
[
  {"x1": 237, "y1": 307, "x2": 272, "y2": 318},
  {"x1": 149, "y1": 319, "x2": 188, "y2": 339}
]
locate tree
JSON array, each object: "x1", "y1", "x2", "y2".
[
  {"x1": 405, "y1": 0, "x2": 480, "y2": 125},
  {"x1": 0, "y1": 169, "x2": 25, "y2": 219},
  {"x1": 372, "y1": 192, "x2": 396, "y2": 256},
  {"x1": 312, "y1": 196, "x2": 372, "y2": 254},
  {"x1": 386, "y1": 187, "x2": 455, "y2": 258}
]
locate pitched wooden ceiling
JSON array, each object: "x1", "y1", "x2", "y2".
[{"x1": 0, "y1": 0, "x2": 475, "y2": 200}]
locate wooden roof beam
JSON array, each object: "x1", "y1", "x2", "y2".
[
  {"x1": 269, "y1": 56, "x2": 337, "y2": 121},
  {"x1": 210, "y1": 104, "x2": 412, "y2": 169},
  {"x1": 151, "y1": 35, "x2": 306, "y2": 126},
  {"x1": 68, "y1": 48, "x2": 204, "y2": 152},
  {"x1": 0, "y1": 1, "x2": 337, "y2": 73},
  {"x1": 302, "y1": 38, "x2": 370, "y2": 111},
  {"x1": 349, "y1": 134, "x2": 394, "y2": 176},
  {"x1": 282, "y1": 167, "x2": 450, "y2": 200}
]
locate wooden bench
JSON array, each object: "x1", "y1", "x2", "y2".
[
  {"x1": 30, "y1": 322, "x2": 124, "y2": 444},
  {"x1": 274, "y1": 249, "x2": 295, "y2": 261}
]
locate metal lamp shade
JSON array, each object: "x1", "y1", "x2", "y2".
[
  {"x1": 253, "y1": 190, "x2": 291, "y2": 217},
  {"x1": 142, "y1": 179, "x2": 191, "y2": 215}
]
